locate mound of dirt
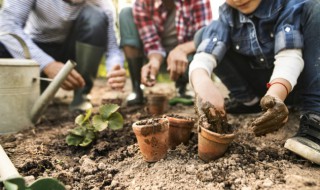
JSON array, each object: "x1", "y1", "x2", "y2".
[{"x1": 0, "y1": 79, "x2": 319, "y2": 190}]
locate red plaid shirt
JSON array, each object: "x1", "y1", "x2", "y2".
[{"x1": 133, "y1": 0, "x2": 212, "y2": 56}]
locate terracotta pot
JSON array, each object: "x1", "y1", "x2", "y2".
[
  {"x1": 147, "y1": 94, "x2": 168, "y2": 115},
  {"x1": 132, "y1": 118, "x2": 169, "y2": 162},
  {"x1": 165, "y1": 114, "x2": 195, "y2": 149},
  {"x1": 198, "y1": 126, "x2": 235, "y2": 162}
]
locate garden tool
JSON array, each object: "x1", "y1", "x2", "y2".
[
  {"x1": 0, "y1": 33, "x2": 76, "y2": 134},
  {"x1": 0, "y1": 145, "x2": 65, "y2": 190},
  {"x1": 126, "y1": 57, "x2": 144, "y2": 106},
  {"x1": 69, "y1": 41, "x2": 105, "y2": 111}
]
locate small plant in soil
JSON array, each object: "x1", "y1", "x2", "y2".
[{"x1": 66, "y1": 104, "x2": 124, "y2": 147}]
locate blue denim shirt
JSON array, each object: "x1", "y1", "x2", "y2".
[{"x1": 197, "y1": 0, "x2": 308, "y2": 69}]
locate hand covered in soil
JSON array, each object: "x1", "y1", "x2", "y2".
[
  {"x1": 195, "y1": 95, "x2": 228, "y2": 133},
  {"x1": 107, "y1": 64, "x2": 126, "y2": 90},
  {"x1": 251, "y1": 95, "x2": 289, "y2": 136},
  {"x1": 166, "y1": 47, "x2": 188, "y2": 81},
  {"x1": 43, "y1": 61, "x2": 85, "y2": 90}
]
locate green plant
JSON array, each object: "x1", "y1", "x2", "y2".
[{"x1": 66, "y1": 104, "x2": 124, "y2": 147}]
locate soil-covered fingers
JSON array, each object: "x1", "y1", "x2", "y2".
[
  {"x1": 252, "y1": 113, "x2": 288, "y2": 136},
  {"x1": 195, "y1": 95, "x2": 205, "y2": 116},
  {"x1": 251, "y1": 95, "x2": 288, "y2": 136},
  {"x1": 260, "y1": 95, "x2": 276, "y2": 110},
  {"x1": 141, "y1": 64, "x2": 157, "y2": 87}
]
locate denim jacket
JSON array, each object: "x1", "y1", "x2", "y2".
[{"x1": 197, "y1": 0, "x2": 308, "y2": 69}]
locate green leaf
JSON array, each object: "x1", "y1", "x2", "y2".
[
  {"x1": 99, "y1": 104, "x2": 119, "y2": 120},
  {"x1": 69, "y1": 126, "x2": 86, "y2": 136},
  {"x1": 108, "y1": 112, "x2": 124, "y2": 130},
  {"x1": 92, "y1": 115, "x2": 109, "y2": 132},
  {"x1": 66, "y1": 134, "x2": 84, "y2": 146},
  {"x1": 79, "y1": 131, "x2": 96, "y2": 147},
  {"x1": 3, "y1": 177, "x2": 26, "y2": 190},
  {"x1": 75, "y1": 114, "x2": 85, "y2": 126}
]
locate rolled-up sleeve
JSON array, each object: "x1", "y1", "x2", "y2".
[
  {"x1": 196, "y1": 20, "x2": 230, "y2": 63},
  {"x1": 274, "y1": 2, "x2": 304, "y2": 54}
]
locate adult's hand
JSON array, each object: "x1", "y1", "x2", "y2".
[
  {"x1": 251, "y1": 95, "x2": 289, "y2": 136},
  {"x1": 167, "y1": 47, "x2": 188, "y2": 81},
  {"x1": 141, "y1": 60, "x2": 160, "y2": 87},
  {"x1": 43, "y1": 61, "x2": 85, "y2": 90},
  {"x1": 107, "y1": 64, "x2": 126, "y2": 90}
]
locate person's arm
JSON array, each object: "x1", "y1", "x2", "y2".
[
  {"x1": 189, "y1": 52, "x2": 225, "y2": 111},
  {"x1": 133, "y1": 0, "x2": 166, "y2": 57},
  {"x1": 141, "y1": 53, "x2": 164, "y2": 87},
  {"x1": 95, "y1": 0, "x2": 126, "y2": 90},
  {"x1": 167, "y1": 41, "x2": 195, "y2": 80},
  {"x1": 0, "y1": 0, "x2": 85, "y2": 90},
  {"x1": 266, "y1": 49, "x2": 304, "y2": 100},
  {"x1": 252, "y1": 49, "x2": 304, "y2": 136},
  {"x1": 97, "y1": 0, "x2": 125, "y2": 71},
  {"x1": 0, "y1": 0, "x2": 54, "y2": 70}
]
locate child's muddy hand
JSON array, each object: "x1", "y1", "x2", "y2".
[{"x1": 251, "y1": 95, "x2": 288, "y2": 136}]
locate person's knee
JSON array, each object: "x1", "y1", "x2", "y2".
[
  {"x1": 78, "y1": 4, "x2": 108, "y2": 30},
  {"x1": 302, "y1": 0, "x2": 320, "y2": 22},
  {"x1": 119, "y1": 7, "x2": 133, "y2": 25}
]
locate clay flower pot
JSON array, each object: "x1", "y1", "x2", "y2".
[
  {"x1": 147, "y1": 93, "x2": 168, "y2": 115},
  {"x1": 198, "y1": 126, "x2": 235, "y2": 162},
  {"x1": 132, "y1": 118, "x2": 169, "y2": 162},
  {"x1": 164, "y1": 114, "x2": 195, "y2": 149}
]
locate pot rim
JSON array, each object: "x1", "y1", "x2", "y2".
[
  {"x1": 199, "y1": 126, "x2": 235, "y2": 143},
  {"x1": 165, "y1": 115, "x2": 195, "y2": 128},
  {"x1": 132, "y1": 118, "x2": 169, "y2": 135}
]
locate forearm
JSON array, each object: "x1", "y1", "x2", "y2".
[
  {"x1": 176, "y1": 41, "x2": 196, "y2": 55},
  {"x1": 266, "y1": 78, "x2": 291, "y2": 101},
  {"x1": 148, "y1": 53, "x2": 164, "y2": 67},
  {"x1": 268, "y1": 49, "x2": 304, "y2": 101}
]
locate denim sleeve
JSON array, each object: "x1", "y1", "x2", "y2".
[
  {"x1": 274, "y1": 1, "x2": 304, "y2": 54},
  {"x1": 195, "y1": 20, "x2": 230, "y2": 63}
]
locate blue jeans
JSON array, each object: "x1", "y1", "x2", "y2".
[{"x1": 194, "y1": 0, "x2": 320, "y2": 114}]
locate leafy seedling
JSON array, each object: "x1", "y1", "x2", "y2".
[{"x1": 66, "y1": 104, "x2": 124, "y2": 147}]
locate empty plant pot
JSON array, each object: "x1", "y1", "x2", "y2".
[
  {"x1": 198, "y1": 126, "x2": 235, "y2": 162},
  {"x1": 147, "y1": 93, "x2": 168, "y2": 115},
  {"x1": 164, "y1": 114, "x2": 195, "y2": 149},
  {"x1": 132, "y1": 118, "x2": 169, "y2": 162}
]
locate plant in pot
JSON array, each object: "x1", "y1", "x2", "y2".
[
  {"x1": 66, "y1": 104, "x2": 124, "y2": 147},
  {"x1": 147, "y1": 92, "x2": 168, "y2": 115},
  {"x1": 163, "y1": 114, "x2": 195, "y2": 149},
  {"x1": 132, "y1": 118, "x2": 169, "y2": 162},
  {"x1": 195, "y1": 96, "x2": 235, "y2": 162}
]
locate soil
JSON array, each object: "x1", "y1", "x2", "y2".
[{"x1": 1, "y1": 78, "x2": 320, "y2": 190}]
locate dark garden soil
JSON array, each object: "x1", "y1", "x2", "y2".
[{"x1": 0, "y1": 78, "x2": 319, "y2": 190}]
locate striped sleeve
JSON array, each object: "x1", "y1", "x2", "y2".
[
  {"x1": 93, "y1": 0, "x2": 124, "y2": 71},
  {"x1": 0, "y1": 0, "x2": 54, "y2": 70}
]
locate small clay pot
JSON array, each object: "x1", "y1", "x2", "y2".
[
  {"x1": 198, "y1": 126, "x2": 235, "y2": 162},
  {"x1": 147, "y1": 94, "x2": 168, "y2": 115},
  {"x1": 132, "y1": 118, "x2": 169, "y2": 162},
  {"x1": 165, "y1": 114, "x2": 195, "y2": 149}
]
